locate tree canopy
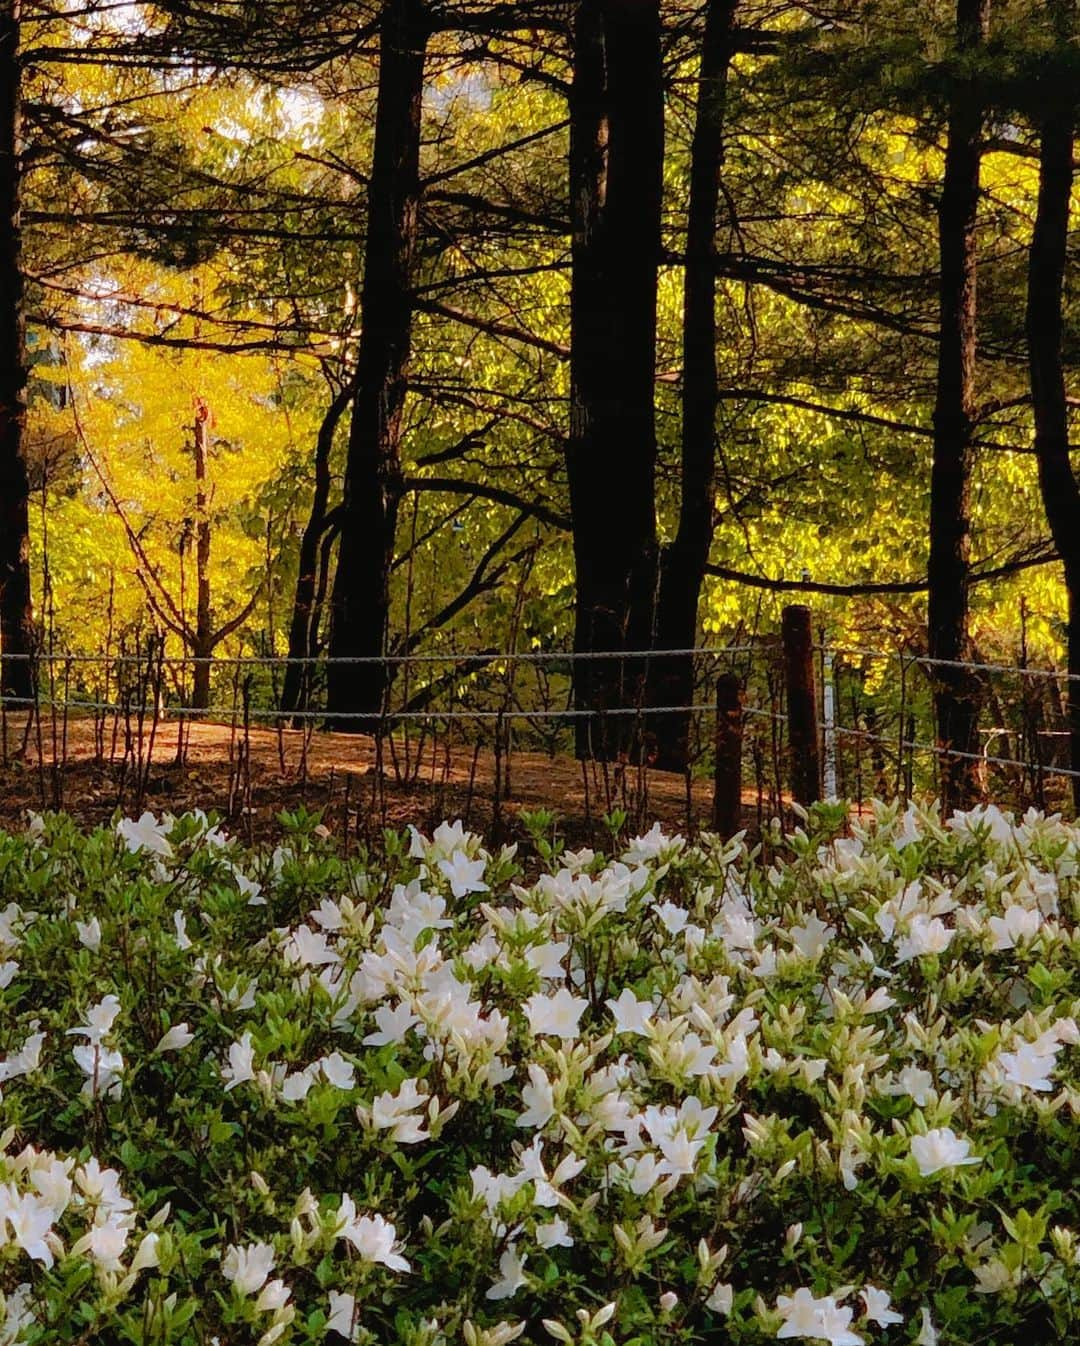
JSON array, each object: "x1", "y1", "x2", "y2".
[{"x1": 0, "y1": 0, "x2": 1077, "y2": 800}]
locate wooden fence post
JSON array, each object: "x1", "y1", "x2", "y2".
[
  {"x1": 782, "y1": 604, "x2": 821, "y2": 806},
  {"x1": 713, "y1": 673, "x2": 743, "y2": 837}
]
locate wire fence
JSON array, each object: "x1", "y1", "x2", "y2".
[{"x1": 0, "y1": 626, "x2": 1076, "y2": 843}]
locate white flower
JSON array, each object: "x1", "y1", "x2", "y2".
[
  {"x1": 0, "y1": 1027, "x2": 44, "y2": 1084},
  {"x1": 859, "y1": 987, "x2": 896, "y2": 1014},
  {"x1": 173, "y1": 910, "x2": 193, "y2": 950},
  {"x1": 706, "y1": 1282, "x2": 733, "y2": 1315},
  {"x1": 973, "y1": 1258, "x2": 1014, "y2": 1293},
  {"x1": 894, "y1": 805, "x2": 923, "y2": 849},
  {"x1": 222, "y1": 1033, "x2": 256, "y2": 1091},
  {"x1": 222, "y1": 1241, "x2": 275, "y2": 1296},
  {"x1": 327, "y1": 1291, "x2": 360, "y2": 1341},
  {"x1": 914, "y1": 1307, "x2": 938, "y2": 1346},
  {"x1": 155, "y1": 1023, "x2": 194, "y2": 1053},
  {"x1": 117, "y1": 812, "x2": 173, "y2": 858},
  {"x1": 524, "y1": 938, "x2": 568, "y2": 979},
  {"x1": 280, "y1": 1066, "x2": 318, "y2": 1103},
  {"x1": 624, "y1": 823, "x2": 681, "y2": 862},
  {"x1": 0, "y1": 903, "x2": 28, "y2": 953},
  {"x1": 987, "y1": 904, "x2": 1042, "y2": 950},
  {"x1": 236, "y1": 872, "x2": 265, "y2": 906},
  {"x1": 431, "y1": 819, "x2": 470, "y2": 855},
  {"x1": 788, "y1": 914, "x2": 835, "y2": 960},
  {"x1": 606, "y1": 988, "x2": 655, "y2": 1036},
  {"x1": 910, "y1": 1127, "x2": 981, "y2": 1177},
  {"x1": 370, "y1": 1079, "x2": 429, "y2": 1144},
  {"x1": 517, "y1": 1064, "x2": 555, "y2": 1129},
  {"x1": 998, "y1": 1042, "x2": 1057, "y2": 1092},
  {"x1": 775, "y1": 1288, "x2": 863, "y2": 1345},
  {"x1": 523, "y1": 989, "x2": 587, "y2": 1040},
  {"x1": 817, "y1": 1302, "x2": 864, "y2": 1346},
  {"x1": 72, "y1": 1044, "x2": 124, "y2": 1099},
  {"x1": 775, "y1": 1288, "x2": 827, "y2": 1339},
  {"x1": 334, "y1": 1200, "x2": 410, "y2": 1272},
  {"x1": 4, "y1": 1192, "x2": 56, "y2": 1266},
  {"x1": 363, "y1": 1002, "x2": 420, "y2": 1046},
  {"x1": 655, "y1": 902, "x2": 688, "y2": 935},
  {"x1": 887, "y1": 1065, "x2": 935, "y2": 1107},
  {"x1": 948, "y1": 803, "x2": 1013, "y2": 845},
  {"x1": 72, "y1": 1216, "x2": 128, "y2": 1271},
  {"x1": 621, "y1": 1152, "x2": 667, "y2": 1196},
  {"x1": 26, "y1": 1157, "x2": 72, "y2": 1218},
  {"x1": 131, "y1": 1232, "x2": 161, "y2": 1273},
  {"x1": 536, "y1": 1217, "x2": 573, "y2": 1249},
  {"x1": 284, "y1": 926, "x2": 339, "y2": 968},
  {"x1": 66, "y1": 995, "x2": 121, "y2": 1046},
  {"x1": 0, "y1": 1282, "x2": 33, "y2": 1342},
  {"x1": 75, "y1": 1159, "x2": 132, "y2": 1216},
  {"x1": 860, "y1": 1286, "x2": 903, "y2": 1327},
  {"x1": 486, "y1": 1245, "x2": 528, "y2": 1301},
  {"x1": 75, "y1": 917, "x2": 101, "y2": 951},
  {"x1": 255, "y1": 1278, "x2": 291, "y2": 1313},
  {"x1": 438, "y1": 852, "x2": 489, "y2": 899},
  {"x1": 895, "y1": 915, "x2": 953, "y2": 963},
  {"x1": 319, "y1": 1051, "x2": 356, "y2": 1090}
]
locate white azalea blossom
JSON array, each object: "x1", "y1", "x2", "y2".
[
  {"x1": 221, "y1": 1032, "x2": 257, "y2": 1091},
  {"x1": 4, "y1": 804, "x2": 1080, "y2": 1342},
  {"x1": 327, "y1": 1291, "x2": 360, "y2": 1341},
  {"x1": 222, "y1": 1241, "x2": 275, "y2": 1296},
  {"x1": 606, "y1": 988, "x2": 655, "y2": 1036},
  {"x1": 523, "y1": 988, "x2": 588, "y2": 1040},
  {"x1": 910, "y1": 1127, "x2": 981, "y2": 1177},
  {"x1": 486, "y1": 1245, "x2": 528, "y2": 1301},
  {"x1": 861, "y1": 1286, "x2": 903, "y2": 1327},
  {"x1": 155, "y1": 1023, "x2": 195, "y2": 1053},
  {"x1": 775, "y1": 1288, "x2": 863, "y2": 1346},
  {"x1": 332, "y1": 1198, "x2": 409, "y2": 1272},
  {"x1": 116, "y1": 812, "x2": 174, "y2": 858}
]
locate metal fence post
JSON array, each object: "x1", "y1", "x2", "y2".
[{"x1": 822, "y1": 634, "x2": 837, "y2": 799}]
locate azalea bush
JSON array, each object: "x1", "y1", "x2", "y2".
[{"x1": 2, "y1": 800, "x2": 1080, "y2": 1345}]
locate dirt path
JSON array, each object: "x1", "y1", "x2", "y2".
[{"x1": 0, "y1": 714, "x2": 744, "y2": 846}]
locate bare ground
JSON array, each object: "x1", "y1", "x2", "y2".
[{"x1": 0, "y1": 712, "x2": 752, "y2": 848}]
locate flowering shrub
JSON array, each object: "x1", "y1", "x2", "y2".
[{"x1": 2, "y1": 799, "x2": 1080, "y2": 1344}]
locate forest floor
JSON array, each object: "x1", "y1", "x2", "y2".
[{"x1": 0, "y1": 713, "x2": 757, "y2": 848}]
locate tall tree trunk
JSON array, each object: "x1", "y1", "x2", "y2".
[
  {"x1": 191, "y1": 401, "x2": 213, "y2": 709},
  {"x1": 327, "y1": 0, "x2": 427, "y2": 730},
  {"x1": 927, "y1": 0, "x2": 988, "y2": 813},
  {"x1": 1026, "y1": 24, "x2": 1079, "y2": 809},
  {"x1": 650, "y1": 0, "x2": 738, "y2": 771},
  {"x1": 281, "y1": 382, "x2": 351, "y2": 721},
  {"x1": 567, "y1": 0, "x2": 663, "y2": 759},
  {"x1": 0, "y1": 1, "x2": 31, "y2": 703}
]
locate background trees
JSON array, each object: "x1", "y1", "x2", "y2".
[{"x1": 1, "y1": 0, "x2": 1077, "y2": 784}]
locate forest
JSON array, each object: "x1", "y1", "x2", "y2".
[
  {"x1": 0, "y1": 0, "x2": 1077, "y2": 811},
  {"x1": 7, "y1": 10, "x2": 1080, "y2": 1344}
]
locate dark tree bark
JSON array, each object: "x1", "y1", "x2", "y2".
[
  {"x1": 327, "y1": 0, "x2": 428, "y2": 730},
  {"x1": 1026, "y1": 14, "x2": 1079, "y2": 807},
  {"x1": 567, "y1": 0, "x2": 663, "y2": 759},
  {"x1": 191, "y1": 401, "x2": 213, "y2": 709},
  {"x1": 649, "y1": 0, "x2": 738, "y2": 770},
  {"x1": 927, "y1": 0, "x2": 989, "y2": 812},
  {"x1": 0, "y1": 1, "x2": 31, "y2": 703},
  {"x1": 281, "y1": 382, "x2": 351, "y2": 721}
]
